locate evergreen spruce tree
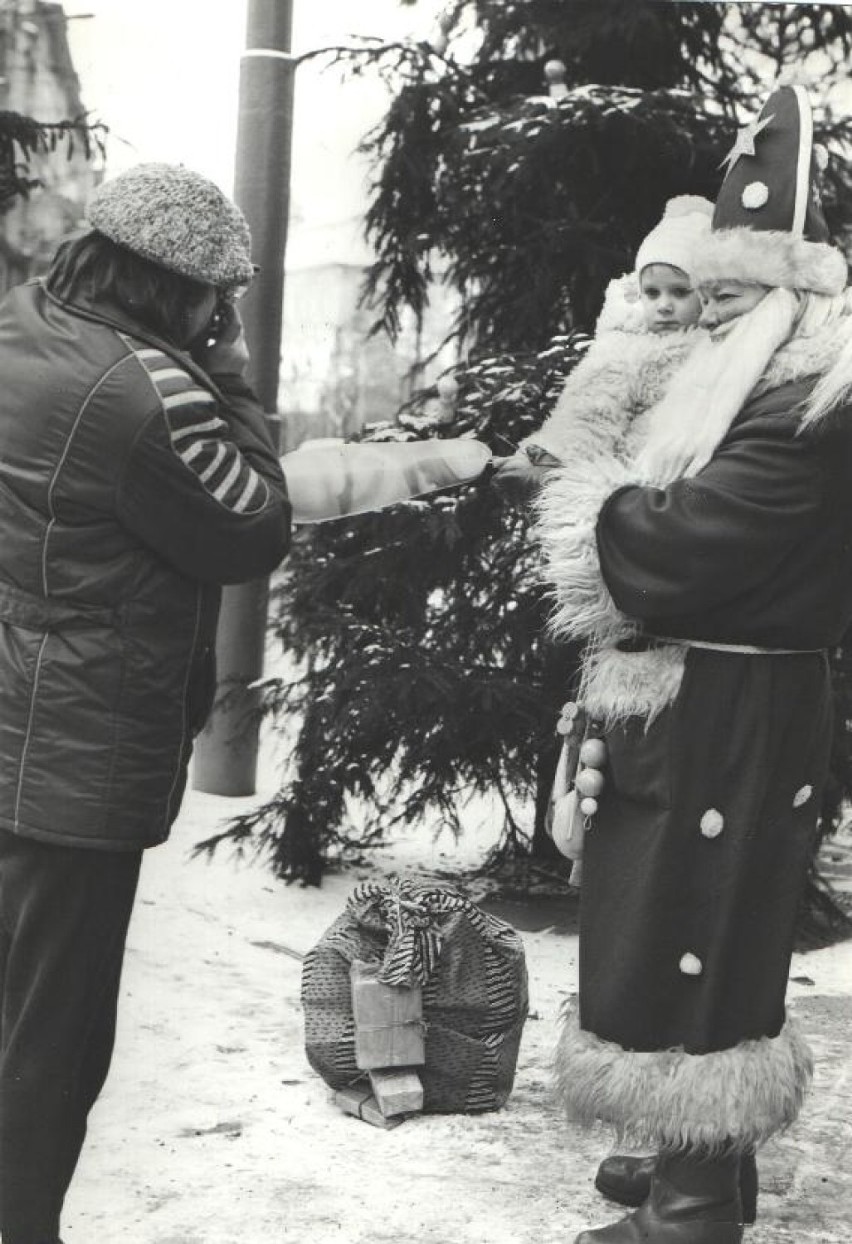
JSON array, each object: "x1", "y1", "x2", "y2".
[{"x1": 202, "y1": 2, "x2": 852, "y2": 937}]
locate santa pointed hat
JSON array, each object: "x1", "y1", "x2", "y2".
[{"x1": 691, "y1": 84, "x2": 847, "y2": 295}]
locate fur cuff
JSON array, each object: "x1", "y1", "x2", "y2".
[
  {"x1": 691, "y1": 227, "x2": 847, "y2": 297},
  {"x1": 554, "y1": 1006, "x2": 813, "y2": 1153},
  {"x1": 535, "y1": 460, "x2": 635, "y2": 647},
  {"x1": 581, "y1": 643, "x2": 686, "y2": 728}
]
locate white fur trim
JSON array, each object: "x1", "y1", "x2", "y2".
[
  {"x1": 798, "y1": 293, "x2": 852, "y2": 424},
  {"x1": 523, "y1": 331, "x2": 652, "y2": 461},
  {"x1": 554, "y1": 1005, "x2": 813, "y2": 1152},
  {"x1": 691, "y1": 227, "x2": 847, "y2": 296},
  {"x1": 580, "y1": 643, "x2": 686, "y2": 727},
  {"x1": 535, "y1": 459, "x2": 634, "y2": 646},
  {"x1": 529, "y1": 331, "x2": 701, "y2": 646},
  {"x1": 522, "y1": 330, "x2": 697, "y2": 464},
  {"x1": 759, "y1": 305, "x2": 850, "y2": 399}
]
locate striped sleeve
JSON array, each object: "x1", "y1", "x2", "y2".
[
  {"x1": 115, "y1": 340, "x2": 290, "y2": 585},
  {"x1": 132, "y1": 345, "x2": 269, "y2": 515}
]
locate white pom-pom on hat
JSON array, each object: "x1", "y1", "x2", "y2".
[
  {"x1": 659, "y1": 195, "x2": 715, "y2": 222},
  {"x1": 634, "y1": 194, "x2": 715, "y2": 279}
]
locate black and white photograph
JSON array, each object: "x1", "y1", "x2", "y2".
[{"x1": 0, "y1": 1, "x2": 851, "y2": 1241}]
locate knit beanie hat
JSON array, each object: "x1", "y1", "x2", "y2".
[
  {"x1": 634, "y1": 195, "x2": 714, "y2": 278},
  {"x1": 691, "y1": 84, "x2": 847, "y2": 295},
  {"x1": 86, "y1": 163, "x2": 254, "y2": 290}
]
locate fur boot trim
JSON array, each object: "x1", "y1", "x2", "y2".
[
  {"x1": 554, "y1": 1006, "x2": 813, "y2": 1153},
  {"x1": 581, "y1": 642, "x2": 686, "y2": 728},
  {"x1": 691, "y1": 226, "x2": 847, "y2": 297}
]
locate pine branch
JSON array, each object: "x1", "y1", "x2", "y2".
[{"x1": 0, "y1": 110, "x2": 107, "y2": 212}]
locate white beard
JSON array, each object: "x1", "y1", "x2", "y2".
[{"x1": 633, "y1": 287, "x2": 801, "y2": 484}]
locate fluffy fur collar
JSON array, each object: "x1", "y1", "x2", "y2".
[
  {"x1": 527, "y1": 327, "x2": 701, "y2": 464},
  {"x1": 756, "y1": 314, "x2": 851, "y2": 398},
  {"x1": 535, "y1": 301, "x2": 852, "y2": 727}
]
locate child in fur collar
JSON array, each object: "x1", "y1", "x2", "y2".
[{"x1": 492, "y1": 195, "x2": 712, "y2": 489}]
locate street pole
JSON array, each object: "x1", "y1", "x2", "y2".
[{"x1": 193, "y1": 0, "x2": 295, "y2": 796}]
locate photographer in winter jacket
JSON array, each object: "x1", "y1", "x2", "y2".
[{"x1": 0, "y1": 162, "x2": 291, "y2": 1244}]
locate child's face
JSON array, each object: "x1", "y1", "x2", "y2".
[
  {"x1": 698, "y1": 281, "x2": 769, "y2": 336},
  {"x1": 639, "y1": 264, "x2": 702, "y2": 334}
]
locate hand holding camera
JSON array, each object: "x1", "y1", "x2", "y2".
[{"x1": 192, "y1": 299, "x2": 251, "y2": 377}]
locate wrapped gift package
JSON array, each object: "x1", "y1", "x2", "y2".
[
  {"x1": 333, "y1": 1085, "x2": 404, "y2": 1130},
  {"x1": 368, "y1": 1068, "x2": 424, "y2": 1117},
  {"x1": 350, "y1": 959, "x2": 425, "y2": 1070},
  {"x1": 302, "y1": 880, "x2": 528, "y2": 1114}
]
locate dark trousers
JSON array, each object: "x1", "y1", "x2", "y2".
[{"x1": 0, "y1": 829, "x2": 142, "y2": 1244}]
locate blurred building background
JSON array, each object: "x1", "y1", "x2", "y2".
[
  {"x1": 280, "y1": 212, "x2": 457, "y2": 449},
  {"x1": 3, "y1": 0, "x2": 454, "y2": 443},
  {"x1": 0, "y1": 0, "x2": 98, "y2": 293}
]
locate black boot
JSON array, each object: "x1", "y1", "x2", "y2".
[
  {"x1": 595, "y1": 1151, "x2": 757, "y2": 1224},
  {"x1": 575, "y1": 1149, "x2": 745, "y2": 1243},
  {"x1": 595, "y1": 1155, "x2": 656, "y2": 1209}
]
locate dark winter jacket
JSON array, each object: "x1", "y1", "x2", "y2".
[{"x1": 0, "y1": 281, "x2": 291, "y2": 851}]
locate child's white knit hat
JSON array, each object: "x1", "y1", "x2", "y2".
[{"x1": 634, "y1": 195, "x2": 714, "y2": 278}]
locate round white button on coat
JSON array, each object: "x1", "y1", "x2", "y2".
[
  {"x1": 793, "y1": 785, "x2": 813, "y2": 808},
  {"x1": 700, "y1": 808, "x2": 724, "y2": 838},
  {"x1": 741, "y1": 180, "x2": 769, "y2": 210},
  {"x1": 679, "y1": 953, "x2": 703, "y2": 977}
]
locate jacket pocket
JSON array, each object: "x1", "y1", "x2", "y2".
[{"x1": 9, "y1": 624, "x2": 124, "y2": 838}]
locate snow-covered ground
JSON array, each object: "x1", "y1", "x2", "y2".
[{"x1": 62, "y1": 767, "x2": 852, "y2": 1244}]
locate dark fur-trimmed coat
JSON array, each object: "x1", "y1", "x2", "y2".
[{"x1": 536, "y1": 308, "x2": 852, "y2": 1153}]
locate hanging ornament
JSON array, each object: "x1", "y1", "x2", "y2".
[
  {"x1": 435, "y1": 373, "x2": 459, "y2": 425},
  {"x1": 551, "y1": 789, "x2": 585, "y2": 861},
  {"x1": 430, "y1": 27, "x2": 449, "y2": 56},
  {"x1": 576, "y1": 767, "x2": 604, "y2": 799},
  {"x1": 556, "y1": 700, "x2": 580, "y2": 736},
  {"x1": 436, "y1": 373, "x2": 459, "y2": 405},
  {"x1": 544, "y1": 59, "x2": 568, "y2": 100},
  {"x1": 579, "y1": 737, "x2": 607, "y2": 768}
]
